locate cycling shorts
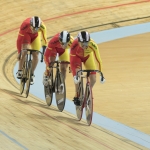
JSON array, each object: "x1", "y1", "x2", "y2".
[
  {"x1": 46, "y1": 47, "x2": 69, "y2": 62},
  {"x1": 17, "y1": 32, "x2": 41, "y2": 53},
  {"x1": 70, "y1": 53, "x2": 96, "y2": 76}
]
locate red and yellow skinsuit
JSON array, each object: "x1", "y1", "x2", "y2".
[
  {"x1": 70, "y1": 38, "x2": 102, "y2": 76},
  {"x1": 17, "y1": 17, "x2": 47, "y2": 53},
  {"x1": 44, "y1": 33, "x2": 74, "y2": 67}
]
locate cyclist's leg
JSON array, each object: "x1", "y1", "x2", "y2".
[
  {"x1": 44, "y1": 46, "x2": 57, "y2": 75},
  {"x1": 19, "y1": 47, "x2": 28, "y2": 70},
  {"x1": 16, "y1": 34, "x2": 23, "y2": 61},
  {"x1": 17, "y1": 49, "x2": 28, "y2": 78},
  {"x1": 42, "y1": 56, "x2": 56, "y2": 87},
  {"x1": 30, "y1": 33, "x2": 41, "y2": 75},
  {"x1": 59, "y1": 49, "x2": 69, "y2": 80},
  {"x1": 16, "y1": 34, "x2": 29, "y2": 78},
  {"x1": 70, "y1": 54, "x2": 82, "y2": 105},
  {"x1": 20, "y1": 33, "x2": 38, "y2": 84},
  {"x1": 49, "y1": 56, "x2": 56, "y2": 66},
  {"x1": 17, "y1": 35, "x2": 28, "y2": 70},
  {"x1": 31, "y1": 52, "x2": 39, "y2": 74},
  {"x1": 45, "y1": 56, "x2": 56, "y2": 75},
  {"x1": 84, "y1": 54, "x2": 96, "y2": 88},
  {"x1": 60, "y1": 63, "x2": 68, "y2": 80},
  {"x1": 89, "y1": 73, "x2": 96, "y2": 88}
]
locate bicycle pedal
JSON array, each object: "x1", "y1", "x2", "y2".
[{"x1": 73, "y1": 100, "x2": 81, "y2": 106}]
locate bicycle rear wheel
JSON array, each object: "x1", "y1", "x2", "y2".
[
  {"x1": 25, "y1": 61, "x2": 32, "y2": 98},
  {"x1": 44, "y1": 73, "x2": 53, "y2": 106},
  {"x1": 85, "y1": 84, "x2": 93, "y2": 126},
  {"x1": 75, "y1": 78, "x2": 84, "y2": 121},
  {"x1": 55, "y1": 72, "x2": 66, "y2": 112}
]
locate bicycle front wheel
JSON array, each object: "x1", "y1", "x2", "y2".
[
  {"x1": 55, "y1": 72, "x2": 66, "y2": 112},
  {"x1": 20, "y1": 78, "x2": 25, "y2": 95},
  {"x1": 85, "y1": 84, "x2": 93, "y2": 126},
  {"x1": 44, "y1": 73, "x2": 53, "y2": 106},
  {"x1": 25, "y1": 61, "x2": 32, "y2": 98},
  {"x1": 75, "y1": 78, "x2": 84, "y2": 121},
  {"x1": 20, "y1": 61, "x2": 27, "y2": 94}
]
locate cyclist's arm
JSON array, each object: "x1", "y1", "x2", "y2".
[
  {"x1": 70, "y1": 55, "x2": 77, "y2": 76},
  {"x1": 44, "y1": 47, "x2": 51, "y2": 67},
  {"x1": 40, "y1": 23, "x2": 48, "y2": 46},
  {"x1": 70, "y1": 41, "x2": 79, "y2": 76},
  {"x1": 90, "y1": 41, "x2": 102, "y2": 71},
  {"x1": 17, "y1": 34, "x2": 23, "y2": 54},
  {"x1": 17, "y1": 22, "x2": 28, "y2": 54},
  {"x1": 44, "y1": 45, "x2": 57, "y2": 68},
  {"x1": 19, "y1": 19, "x2": 31, "y2": 36}
]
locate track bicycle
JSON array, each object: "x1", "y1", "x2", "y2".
[
  {"x1": 44, "y1": 61, "x2": 69, "y2": 112},
  {"x1": 20, "y1": 49, "x2": 43, "y2": 98},
  {"x1": 75, "y1": 70, "x2": 104, "y2": 126}
]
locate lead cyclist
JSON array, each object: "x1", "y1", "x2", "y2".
[{"x1": 70, "y1": 31, "x2": 105, "y2": 106}]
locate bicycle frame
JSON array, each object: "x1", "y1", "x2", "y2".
[
  {"x1": 76, "y1": 69, "x2": 104, "y2": 105},
  {"x1": 23, "y1": 49, "x2": 43, "y2": 72},
  {"x1": 53, "y1": 61, "x2": 61, "y2": 92},
  {"x1": 45, "y1": 61, "x2": 69, "y2": 111},
  {"x1": 76, "y1": 70, "x2": 104, "y2": 125},
  {"x1": 20, "y1": 49, "x2": 43, "y2": 97},
  {"x1": 83, "y1": 71, "x2": 93, "y2": 105},
  {"x1": 49, "y1": 61, "x2": 69, "y2": 92},
  {"x1": 49, "y1": 61, "x2": 61, "y2": 91}
]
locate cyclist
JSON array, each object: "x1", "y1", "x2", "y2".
[
  {"x1": 16, "y1": 16, "x2": 47, "y2": 85},
  {"x1": 43, "y1": 31, "x2": 74, "y2": 89},
  {"x1": 70, "y1": 31, "x2": 105, "y2": 106}
]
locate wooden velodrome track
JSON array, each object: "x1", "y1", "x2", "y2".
[{"x1": 1, "y1": 0, "x2": 150, "y2": 149}]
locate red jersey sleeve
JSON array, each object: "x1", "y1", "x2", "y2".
[
  {"x1": 70, "y1": 39, "x2": 78, "y2": 55},
  {"x1": 19, "y1": 18, "x2": 32, "y2": 35},
  {"x1": 44, "y1": 33, "x2": 60, "y2": 66},
  {"x1": 44, "y1": 47, "x2": 51, "y2": 66}
]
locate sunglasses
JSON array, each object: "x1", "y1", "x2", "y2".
[{"x1": 80, "y1": 41, "x2": 89, "y2": 47}]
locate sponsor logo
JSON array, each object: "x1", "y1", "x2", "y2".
[
  {"x1": 91, "y1": 43, "x2": 97, "y2": 49},
  {"x1": 40, "y1": 24, "x2": 45, "y2": 29},
  {"x1": 58, "y1": 98, "x2": 64, "y2": 104}
]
